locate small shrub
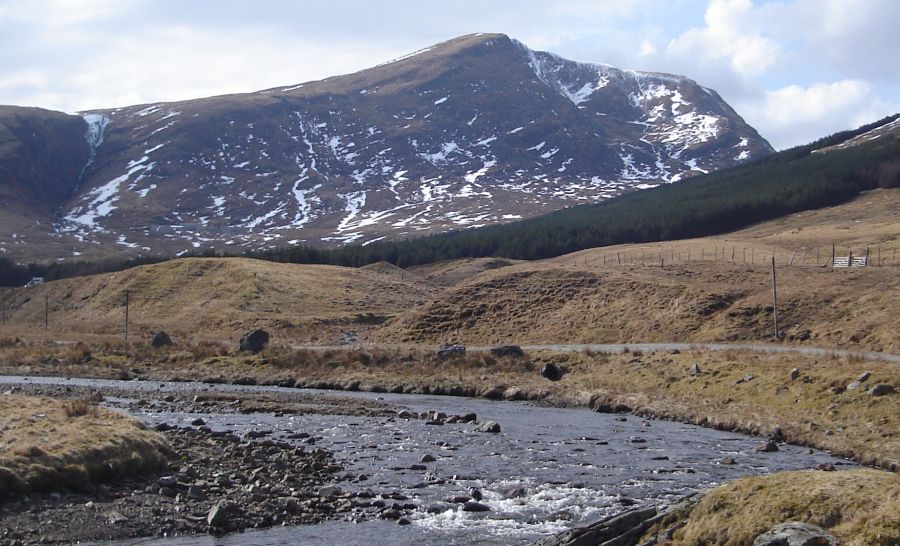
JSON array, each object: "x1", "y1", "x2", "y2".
[
  {"x1": 189, "y1": 340, "x2": 228, "y2": 359},
  {"x1": 63, "y1": 398, "x2": 99, "y2": 418},
  {"x1": 63, "y1": 342, "x2": 92, "y2": 364}
]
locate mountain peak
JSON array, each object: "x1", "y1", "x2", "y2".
[{"x1": 0, "y1": 35, "x2": 772, "y2": 261}]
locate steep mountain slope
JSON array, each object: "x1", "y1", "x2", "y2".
[
  {"x1": 0, "y1": 106, "x2": 90, "y2": 256},
  {"x1": 0, "y1": 33, "x2": 772, "y2": 261}
]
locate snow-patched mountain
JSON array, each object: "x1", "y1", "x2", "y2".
[{"x1": 0, "y1": 33, "x2": 771, "y2": 260}]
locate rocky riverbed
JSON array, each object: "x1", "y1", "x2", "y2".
[
  {"x1": 0, "y1": 421, "x2": 368, "y2": 545},
  {"x1": 0, "y1": 376, "x2": 863, "y2": 545},
  {"x1": 0, "y1": 382, "x2": 490, "y2": 545}
]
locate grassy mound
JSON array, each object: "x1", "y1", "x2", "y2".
[
  {"x1": 647, "y1": 469, "x2": 899, "y2": 545},
  {"x1": 0, "y1": 394, "x2": 171, "y2": 499}
]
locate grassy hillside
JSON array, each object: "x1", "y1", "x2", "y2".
[
  {"x1": 378, "y1": 189, "x2": 900, "y2": 352},
  {"x1": 0, "y1": 257, "x2": 434, "y2": 343},
  {"x1": 1, "y1": 189, "x2": 896, "y2": 350}
]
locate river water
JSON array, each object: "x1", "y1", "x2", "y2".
[{"x1": 0, "y1": 376, "x2": 857, "y2": 545}]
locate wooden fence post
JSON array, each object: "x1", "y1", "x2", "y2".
[
  {"x1": 44, "y1": 295, "x2": 48, "y2": 331},
  {"x1": 771, "y1": 257, "x2": 778, "y2": 340},
  {"x1": 124, "y1": 290, "x2": 130, "y2": 340}
]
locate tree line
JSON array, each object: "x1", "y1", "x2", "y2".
[{"x1": 2, "y1": 114, "x2": 898, "y2": 285}]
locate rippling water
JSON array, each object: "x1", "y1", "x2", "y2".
[{"x1": 0, "y1": 376, "x2": 856, "y2": 545}]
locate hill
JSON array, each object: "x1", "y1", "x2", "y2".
[
  {"x1": 0, "y1": 33, "x2": 770, "y2": 261},
  {"x1": 0, "y1": 257, "x2": 434, "y2": 343},
  {"x1": 0, "y1": 189, "x2": 896, "y2": 352},
  {"x1": 253, "y1": 113, "x2": 897, "y2": 268},
  {"x1": 378, "y1": 188, "x2": 900, "y2": 352}
]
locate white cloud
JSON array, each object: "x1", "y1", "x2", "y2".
[
  {"x1": 0, "y1": 0, "x2": 896, "y2": 149},
  {"x1": 5, "y1": 25, "x2": 400, "y2": 112},
  {"x1": 0, "y1": 0, "x2": 132, "y2": 27},
  {"x1": 665, "y1": 0, "x2": 780, "y2": 78},
  {"x1": 739, "y1": 80, "x2": 899, "y2": 149}
]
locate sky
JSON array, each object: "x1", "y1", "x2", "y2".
[{"x1": 0, "y1": 0, "x2": 897, "y2": 149}]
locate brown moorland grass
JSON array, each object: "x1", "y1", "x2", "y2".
[
  {"x1": 379, "y1": 188, "x2": 900, "y2": 351},
  {"x1": 0, "y1": 341, "x2": 895, "y2": 469},
  {"x1": 0, "y1": 257, "x2": 435, "y2": 344},
  {"x1": 643, "y1": 469, "x2": 900, "y2": 546},
  {"x1": 0, "y1": 394, "x2": 171, "y2": 498},
  {"x1": 379, "y1": 262, "x2": 900, "y2": 352}
]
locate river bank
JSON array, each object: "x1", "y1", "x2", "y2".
[
  {"x1": 0, "y1": 377, "x2": 875, "y2": 545},
  {"x1": 0, "y1": 386, "x2": 414, "y2": 545},
  {"x1": 1, "y1": 340, "x2": 895, "y2": 469}
]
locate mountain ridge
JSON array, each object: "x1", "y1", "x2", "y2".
[{"x1": 0, "y1": 33, "x2": 773, "y2": 262}]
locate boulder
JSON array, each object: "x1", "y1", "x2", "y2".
[
  {"x1": 688, "y1": 363, "x2": 702, "y2": 376},
  {"x1": 150, "y1": 331, "x2": 172, "y2": 347},
  {"x1": 753, "y1": 522, "x2": 838, "y2": 545},
  {"x1": 239, "y1": 329, "x2": 270, "y2": 354},
  {"x1": 541, "y1": 363, "x2": 563, "y2": 381},
  {"x1": 490, "y1": 345, "x2": 524, "y2": 358},
  {"x1": 462, "y1": 501, "x2": 491, "y2": 512},
  {"x1": 756, "y1": 440, "x2": 779, "y2": 452},
  {"x1": 318, "y1": 485, "x2": 342, "y2": 498},
  {"x1": 789, "y1": 368, "x2": 800, "y2": 381},
  {"x1": 474, "y1": 420, "x2": 501, "y2": 433},
  {"x1": 207, "y1": 502, "x2": 232, "y2": 527},
  {"x1": 847, "y1": 371, "x2": 871, "y2": 390},
  {"x1": 437, "y1": 343, "x2": 466, "y2": 358},
  {"x1": 869, "y1": 384, "x2": 895, "y2": 396},
  {"x1": 499, "y1": 485, "x2": 528, "y2": 499}
]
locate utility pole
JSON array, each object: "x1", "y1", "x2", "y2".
[
  {"x1": 124, "y1": 290, "x2": 130, "y2": 340},
  {"x1": 771, "y1": 257, "x2": 779, "y2": 341}
]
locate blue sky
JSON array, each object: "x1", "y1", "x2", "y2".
[{"x1": 1, "y1": 0, "x2": 897, "y2": 149}]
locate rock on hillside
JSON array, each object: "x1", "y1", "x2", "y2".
[{"x1": 0, "y1": 33, "x2": 772, "y2": 260}]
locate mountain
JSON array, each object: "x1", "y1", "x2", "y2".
[{"x1": 0, "y1": 33, "x2": 772, "y2": 262}]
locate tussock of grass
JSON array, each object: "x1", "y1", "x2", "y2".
[
  {"x1": 649, "y1": 469, "x2": 900, "y2": 546},
  {"x1": 0, "y1": 394, "x2": 171, "y2": 499}
]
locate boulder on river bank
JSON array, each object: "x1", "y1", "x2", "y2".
[{"x1": 239, "y1": 329, "x2": 270, "y2": 354}]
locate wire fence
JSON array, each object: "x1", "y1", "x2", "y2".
[
  {"x1": 568, "y1": 244, "x2": 898, "y2": 268},
  {"x1": 0, "y1": 243, "x2": 896, "y2": 339}
]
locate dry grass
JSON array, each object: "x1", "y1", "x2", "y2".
[
  {"x1": 379, "y1": 262, "x2": 900, "y2": 352},
  {"x1": 0, "y1": 394, "x2": 171, "y2": 498},
  {"x1": 648, "y1": 469, "x2": 900, "y2": 546},
  {"x1": 378, "y1": 189, "x2": 899, "y2": 352},
  {"x1": 0, "y1": 191, "x2": 897, "y2": 352},
  {"x1": 2, "y1": 340, "x2": 893, "y2": 468},
  {"x1": 62, "y1": 397, "x2": 100, "y2": 418},
  {"x1": 0, "y1": 257, "x2": 436, "y2": 345}
]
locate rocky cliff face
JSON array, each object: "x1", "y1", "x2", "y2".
[{"x1": 0, "y1": 33, "x2": 772, "y2": 261}]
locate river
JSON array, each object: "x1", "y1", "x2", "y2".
[{"x1": 0, "y1": 376, "x2": 857, "y2": 545}]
